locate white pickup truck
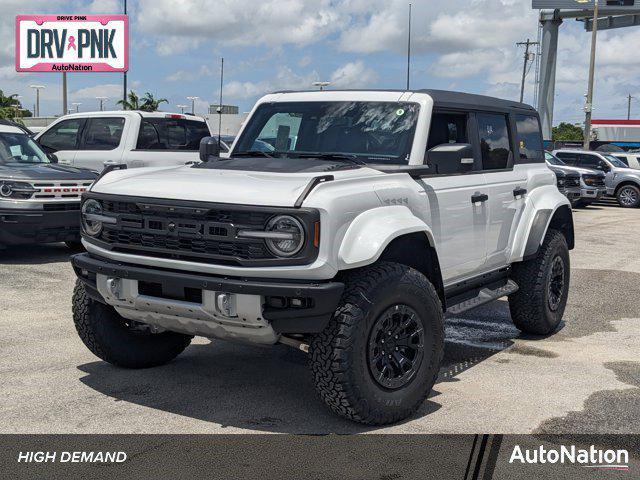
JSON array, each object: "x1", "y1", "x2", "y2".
[{"x1": 35, "y1": 111, "x2": 211, "y2": 172}]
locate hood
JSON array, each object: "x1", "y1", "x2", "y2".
[
  {"x1": 92, "y1": 162, "x2": 382, "y2": 207},
  {"x1": 547, "y1": 162, "x2": 602, "y2": 176},
  {"x1": 0, "y1": 163, "x2": 97, "y2": 181}
]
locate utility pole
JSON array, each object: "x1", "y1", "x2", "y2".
[
  {"x1": 96, "y1": 96, "x2": 108, "y2": 111},
  {"x1": 628, "y1": 94, "x2": 634, "y2": 120},
  {"x1": 62, "y1": 72, "x2": 68, "y2": 116},
  {"x1": 30, "y1": 85, "x2": 45, "y2": 117},
  {"x1": 406, "y1": 3, "x2": 412, "y2": 90},
  {"x1": 583, "y1": 0, "x2": 599, "y2": 151},
  {"x1": 217, "y1": 57, "x2": 224, "y2": 149},
  {"x1": 516, "y1": 39, "x2": 539, "y2": 103},
  {"x1": 72, "y1": 102, "x2": 82, "y2": 113},
  {"x1": 123, "y1": 0, "x2": 128, "y2": 109}
]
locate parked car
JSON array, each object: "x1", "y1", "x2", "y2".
[
  {"x1": 71, "y1": 89, "x2": 573, "y2": 425},
  {"x1": 0, "y1": 121, "x2": 97, "y2": 250},
  {"x1": 609, "y1": 152, "x2": 640, "y2": 170},
  {"x1": 553, "y1": 149, "x2": 640, "y2": 208},
  {"x1": 34, "y1": 111, "x2": 211, "y2": 172},
  {"x1": 545, "y1": 151, "x2": 606, "y2": 207},
  {"x1": 550, "y1": 168, "x2": 581, "y2": 205}
]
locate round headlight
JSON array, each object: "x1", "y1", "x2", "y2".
[
  {"x1": 0, "y1": 183, "x2": 12, "y2": 197},
  {"x1": 265, "y1": 215, "x2": 305, "y2": 257},
  {"x1": 82, "y1": 199, "x2": 103, "y2": 237}
]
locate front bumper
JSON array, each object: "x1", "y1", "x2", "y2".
[
  {"x1": 0, "y1": 208, "x2": 81, "y2": 246},
  {"x1": 71, "y1": 253, "x2": 344, "y2": 340},
  {"x1": 581, "y1": 187, "x2": 605, "y2": 199}
]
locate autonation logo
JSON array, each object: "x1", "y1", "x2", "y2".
[{"x1": 510, "y1": 444, "x2": 629, "y2": 471}]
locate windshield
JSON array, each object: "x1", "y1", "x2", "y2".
[
  {"x1": 0, "y1": 132, "x2": 49, "y2": 165},
  {"x1": 605, "y1": 155, "x2": 628, "y2": 168},
  {"x1": 233, "y1": 101, "x2": 420, "y2": 164},
  {"x1": 545, "y1": 152, "x2": 565, "y2": 166}
]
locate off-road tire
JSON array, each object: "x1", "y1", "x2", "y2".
[
  {"x1": 72, "y1": 281, "x2": 192, "y2": 368},
  {"x1": 509, "y1": 229, "x2": 570, "y2": 335},
  {"x1": 616, "y1": 184, "x2": 640, "y2": 208},
  {"x1": 309, "y1": 262, "x2": 444, "y2": 425}
]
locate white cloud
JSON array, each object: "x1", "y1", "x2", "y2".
[
  {"x1": 87, "y1": 0, "x2": 122, "y2": 14},
  {"x1": 70, "y1": 84, "x2": 125, "y2": 101},
  {"x1": 137, "y1": 0, "x2": 345, "y2": 54},
  {"x1": 330, "y1": 60, "x2": 377, "y2": 88}
]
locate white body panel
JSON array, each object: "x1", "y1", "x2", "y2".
[{"x1": 35, "y1": 111, "x2": 210, "y2": 171}]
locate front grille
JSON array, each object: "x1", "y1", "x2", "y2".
[
  {"x1": 582, "y1": 174, "x2": 605, "y2": 187},
  {"x1": 32, "y1": 181, "x2": 93, "y2": 200},
  {"x1": 97, "y1": 199, "x2": 277, "y2": 265},
  {"x1": 565, "y1": 177, "x2": 580, "y2": 188}
]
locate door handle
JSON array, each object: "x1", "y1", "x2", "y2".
[
  {"x1": 513, "y1": 188, "x2": 527, "y2": 198},
  {"x1": 471, "y1": 193, "x2": 489, "y2": 205}
]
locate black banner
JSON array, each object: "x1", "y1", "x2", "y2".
[{"x1": 0, "y1": 434, "x2": 637, "y2": 479}]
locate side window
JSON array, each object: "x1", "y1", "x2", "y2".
[
  {"x1": 477, "y1": 113, "x2": 512, "y2": 170},
  {"x1": 555, "y1": 152, "x2": 578, "y2": 165},
  {"x1": 515, "y1": 114, "x2": 544, "y2": 162},
  {"x1": 615, "y1": 155, "x2": 629, "y2": 166},
  {"x1": 426, "y1": 112, "x2": 468, "y2": 150},
  {"x1": 577, "y1": 154, "x2": 600, "y2": 169},
  {"x1": 82, "y1": 118, "x2": 125, "y2": 151},
  {"x1": 38, "y1": 119, "x2": 84, "y2": 152},
  {"x1": 135, "y1": 119, "x2": 210, "y2": 151},
  {"x1": 136, "y1": 121, "x2": 162, "y2": 149}
]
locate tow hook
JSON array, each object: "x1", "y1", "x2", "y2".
[{"x1": 279, "y1": 336, "x2": 310, "y2": 353}]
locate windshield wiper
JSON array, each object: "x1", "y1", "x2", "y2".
[
  {"x1": 292, "y1": 152, "x2": 367, "y2": 166},
  {"x1": 232, "y1": 151, "x2": 274, "y2": 158}
]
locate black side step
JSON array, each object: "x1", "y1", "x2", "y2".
[{"x1": 446, "y1": 280, "x2": 519, "y2": 316}]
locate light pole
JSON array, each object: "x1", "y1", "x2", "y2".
[
  {"x1": 96, "y1": 96, "x2": 108, "y2": 111},
  {"x1": 176, "y1": 104, "x2": 187, "y2": 114},
  {"x1": 29, "y1": 85, "x2": 45, "y2": 117},
  {"x1": 72, "y1": 102, "x2": 82, "y2": 113},
  {"x1": 583, "y1": 0, "x2": 599, "y2": 151},
  {"x1": 186, "y1": 96, "x2": 198, "y2": 114},
  {"x1": 627, "y1": 94, "x2": 635, "y2": 121},
  {"x1": 312, "y1": 81, "x2": 331, "y2": 91}
]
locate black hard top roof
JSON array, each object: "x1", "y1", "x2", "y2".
[{"x1": 272, "y1": 89, "x2": 537, "y2": 114}]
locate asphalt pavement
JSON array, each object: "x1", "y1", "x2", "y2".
[{"x1": 1, "y1": 201, "x2": 638, "y2": 434}]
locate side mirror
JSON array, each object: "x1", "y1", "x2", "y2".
[
  {"x1": 199, "y1": 136, "x2": 221, "y2": 162},
  {"x1": 426, "y1": 143, "x2": 474, "y2": 175},
  {"x1": 47, "y1": 153, "x2": 59, "y2": 164}
]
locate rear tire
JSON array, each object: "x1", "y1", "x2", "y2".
[
  {"x1": 509, "y1": 229, "x2": 570, "y2": 335},
  {"x1": 616, "y1": 184, "x2": 640, "y2": 208},
  {"x1": 72, "y1": 281, "x2": 192, "y2": 368},
  {"x1": 309, "y1": 262, "x2": 444, "y2": 425}
]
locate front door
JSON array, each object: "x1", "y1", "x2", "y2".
[
  {"x1": 419, "y1": 111, "x2": 488, "y2": 285},
  {"x1": 36, "y1": 118, "x2": 85, "y2": 165}
]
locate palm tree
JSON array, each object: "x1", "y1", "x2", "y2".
[
  {"x1": 0, "y1": 90, "x2": 31, "y2": 121},
  {"x1": 116, "y1": 90, "x2": 141, "y2": 110},
  {"x1": 140, "y1": 92, "x2": 168, "y2": 112}
]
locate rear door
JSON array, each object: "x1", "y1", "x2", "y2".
[
  {"x1": 35, "y1": 118, "x2": 85, "y2": 165},
  {"x1": 74, "y1": 116, "x2": 127, "y2": 170},
  {"x1": 127, "y1": 117, "x2": 211, "y2": 167},
  {"x1": 478, "y1": 112, "x2": 528, "y2": 272}
]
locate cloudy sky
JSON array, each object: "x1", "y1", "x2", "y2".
[{"x1": 3, "y1": 0, "x2": 640, "y2": 124}]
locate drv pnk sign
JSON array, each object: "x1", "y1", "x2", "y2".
[{"x1": 15, "y1": 15, "x2": 128, "y2": 72}]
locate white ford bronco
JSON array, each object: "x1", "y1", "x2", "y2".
[{"x1": 71, "y1": 90, "x2": 574, "y2": 425}]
